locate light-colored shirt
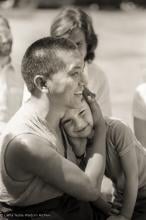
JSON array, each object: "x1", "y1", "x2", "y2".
[
  {"x1": 0, "y1": 62, "x2": 23, "y2": 133},
  {"x1": 133, "y1": 83, "x2": 146, "y2": 120},
  {"x1": 86, "y1": 63, "x2": 111, "y2": 116}
]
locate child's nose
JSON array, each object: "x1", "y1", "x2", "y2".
[{"x1": 74, "y1": 118, "x2": 85, "y2": 131}]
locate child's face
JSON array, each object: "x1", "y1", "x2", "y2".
[
  {"x1": 62, "y1": 99, "x2": 93, "y2": 138},
  {"x1": 68, "y1": 27, "x2": 87, "y2": 60},
  {"x1": 0, "y1": 27, "x2": 12, "y2": 56}
]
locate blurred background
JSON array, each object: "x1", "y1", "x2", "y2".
[
  {"x1": 0, "y1": 0, "x2": 146, "y2": 9},
  {"x1": 1, "y1": 0, "x2": 146, "y2": 128}
]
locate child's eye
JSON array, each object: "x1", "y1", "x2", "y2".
[
  {"x1": 79, "y1": 110, "x2": 85, "y2": 116},
  {"x1": 63, "y1": 119, "x2": 72, "y2": 125}
]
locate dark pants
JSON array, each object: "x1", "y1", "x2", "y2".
[
  {"x1": 132, "y1": 197, "x2": 146, "y2": 220},
  {"x1": 0, "y1": 194, "x2": 107, "y2": 220}
]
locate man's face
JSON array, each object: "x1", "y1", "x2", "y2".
[
  {"x1": 0, "y1": 27, "x2": 12, "y2": 57},
  {"x1": 62, "y1": 99, "x2": 93, "y2": 138},
  {"x1": 48, "y1": 49, "x2": 86, "y2": 109}
]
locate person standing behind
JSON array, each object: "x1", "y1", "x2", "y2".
[
  {"x1": 23, "y1": 7, "x2": 112, "y2": 116},
  {"x1": 50, "y1": 6, "x2": 113, "y2": 202},
  {"x1": 50, "y1": 7, "x2": 112, "y2": 117},
  {"x1": 0, "y1": 15, "x2": 22, "y2": 134}
]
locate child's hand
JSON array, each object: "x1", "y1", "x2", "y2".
[
  {"x1": 110, "y1": 201, "x2": 122, "y2": 215},
  {"x1": 83, "y1": 87, "x2": 104, "y2": 127},
  {"x1": 107, "y1": 215, "x2": 130, "y2": 220}
]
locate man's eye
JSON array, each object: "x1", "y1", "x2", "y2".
[
  {"x1": 76, "y1": 42, "x2": 82, "y2": 47},
  {"x1": 71, "y1": 72, "x2": 79, "y2": 77}
]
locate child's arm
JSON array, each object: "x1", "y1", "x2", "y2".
[
  {"x1": 106, "y1": 119, "x2": 139, "y2": 220},
  {"x1": 107, "y1": 147, "x2": 138, "y2": 220},
  {"x1": 118, "y1": 147, "x2": 138, "y2": 219},
  {"x1": 83, "y1": 87, "x2": 106, "y2": 192}
]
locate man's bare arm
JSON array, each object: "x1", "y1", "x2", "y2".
[{"x1": 6, "y1": 134, "x2": 100, "y2": 202}]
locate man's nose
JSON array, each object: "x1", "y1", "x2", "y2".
[
  {"x1": 1, "y1": 36, "x2": 8, "y2": 44},
  {"x1": 1, "y1": 32, "x2": 12, "y2": 44}
]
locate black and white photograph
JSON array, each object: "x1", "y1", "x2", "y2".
[{"x1": 0, "y1": 0, "x2": 146, "y2": 219}]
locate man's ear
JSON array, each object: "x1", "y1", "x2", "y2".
[{"x1": 34, "y1": 75, "x2": 49, "y2": 93}]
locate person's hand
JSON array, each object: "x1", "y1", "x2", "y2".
[
  {"x1": 107, "y1": 215, "x2": 130, "y2": 220},
  {"x1": 110, "y1": 201, "x2": 122, "y2": 215},
  {"x1": 83, "y1": 87, "x2": 104, "y2": 128}
]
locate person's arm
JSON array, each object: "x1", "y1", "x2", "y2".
[
  {"x1": 107, "y1": 123, "x2": 139, "y2": 220},
  {"x1": 6, "y1": 134, "x2": 101, "y2": 202},
  {"x1": 82, "y1": 91, "x2": 111, "y2": 216},
  {"x1": 83, "y1": 91, "x2": 111, "y2": 215},
  {"x1": 134, "y1": 117, "x2": 146, "y2": 148},
  {"x1": 107, "y1": 148, "x2": 139, "y2": 220},
  {"x1": 118, "y1": 147, "x2": 138, "y2": 220},
  {"x1": 83, "y1": 87, "x2": 106, "y2": 192}
]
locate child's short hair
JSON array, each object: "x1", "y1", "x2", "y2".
[
  {"x1": 50, "y1": 7, "x2": 98, "y2": 63},
  {"x1": 21, "y1": 37, "x2": 78, "y2": 94}
]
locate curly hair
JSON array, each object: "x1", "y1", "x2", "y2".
[{"x1": 50, "y1": 7, "x2": 98, "y2": 63}]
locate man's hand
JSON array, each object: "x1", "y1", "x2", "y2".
[{"x1": 107, "y1": 215, "x2": 130, "y2": 220}]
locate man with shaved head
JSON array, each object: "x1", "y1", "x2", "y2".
[{"x1": 0, "y1": 37, "x2": 106, "y2": 219}]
